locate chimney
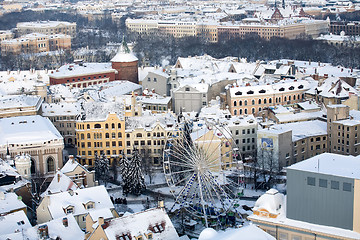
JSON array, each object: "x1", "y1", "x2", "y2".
[
  {"x1": 98, "y1": 217, "x2": 104, "y2": 226},
  {"x1": 38, "y1": 225, "x2": 49, "y2": 238},
  {"x1": 63, "y1": 217, "x2": 68, "y2": 227},
  {"x1": 69, "y1": 155, "x2": 75, "y2": 164},
  {"x1": 57, "y1": 173, "x2": 61, "y2": 182}
]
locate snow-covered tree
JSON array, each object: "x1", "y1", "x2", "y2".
[
  {"x1": 95, "y1": 152, "x2": 110, "y2": 185},
  {"x1": 122, "y1": 148, "x2": 146, "y2": 196}
]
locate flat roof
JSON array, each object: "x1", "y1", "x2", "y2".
[{"x1": 286, "y1": 153, "x2": 360, "y2": 179}]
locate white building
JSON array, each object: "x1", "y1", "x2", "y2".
[{"x1": 0, "y1": 115, "x2": 64, "y2": 176}]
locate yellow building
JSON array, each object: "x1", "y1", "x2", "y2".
[
  {"x1": 191, "y1": 127, "x2": 234, "y2": 171},
  {"x1": 125, "y1": 113, "x2": 181, "y2": 167},
  {"x1": 76, "y1": 113, "x2": 125, "y2": 167}
]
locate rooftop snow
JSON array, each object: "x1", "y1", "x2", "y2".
[
  {"x1": 0, "y1": 210, "x2": 31, "y2": 236},
  {"x1": 0, "y1": 115, "x2": 63, "y2": 146},
  {"x1": 287, "y1": 153, "x2": 360, "y2": 179},
  {"x1": 49, "y1": 63, "x2": 115, "y2": 78},
  {"x1": 259, "y1": 120, "x2": 327, "y2": 142},
  {"x1": 103, "y1": 208, "x2": 179, "y2": 240},
  {"x1": 198, "y1": 225, "x2": 275, "y2": 240},
  {"x1": 0, "y1": 95, "x2": 42, "y2": 110},
  {"x1": 0, "y1": 192, "x2": 26, "y2": 214},
  {"x1": 45, "y1": 185, "x2": 114, "y2": 219}
]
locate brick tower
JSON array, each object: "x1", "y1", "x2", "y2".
[{"x1": 111, "y1": 39, "x2": 139, "y2": 84}]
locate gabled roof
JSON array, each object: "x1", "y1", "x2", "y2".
[
  {"x1": 43, "y1": 185, "x2": 114, "y2": 219},
  {"x1": 103, "y1": 208, "x2": 179, "y2": 240},
  {"x1": 0, "y1": 210, "x2": 31, "y2": 236},
  {"x1": 41, "y1": 171, "x2": 78, "y2": 197},
  {"x1": 111, "y1": 39, "x2": 138, "y2": 63}
]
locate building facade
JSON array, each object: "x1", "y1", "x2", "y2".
[
  {"x1": 16, "y1": 21, "x2": 77, "y2": 37},
  {"x1": 76, "y1": 113, "x2": 125, "y2": 167},
  {"x1": 227, "y1": 80, "x2": 308, "y2": 117}
]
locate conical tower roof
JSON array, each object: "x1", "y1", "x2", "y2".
[{"x1": 111, "y1": 38, "x2": 138, "y2": 63}]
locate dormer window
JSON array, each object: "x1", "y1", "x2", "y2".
[
  {"x1": 235, "y1": 91, "x2": 242, "y2": 95},
  {"x1": 289, "y1": 86, "x2": 294, "y2": 90},
  {"x1": 247, "y1": 90, "x2": 254, "y2": 94},
  {"x1": 279, "y1": 87, "x2": 285, "y2": 91},
  {"x1": 259, "y1": 89, "x2": 266, "y2": 93},
  {"x1": 298, "y1": 85, "x2": 304, "y2": 89},
  {"x1": 65, "y1": 206, "x2": 74, "y2": 214},
  {"x1": 185, "y1": 87, "x2": 190, "y2": 91}
]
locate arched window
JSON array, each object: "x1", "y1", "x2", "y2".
[
  {"x1": 106, "y1": 133, "x2": 109, "y2": 139},
  {"x1": 264, "y1": 98, "x2": 267, "y2": 104},
  {"x1": 87, "y1": 124, "x2": 90, "y2": 129},
  {"x1": 234, "y1": 101, "x2": 237, "y2": 107},
  {"x1": 112, "y1": 133, "x2": 116, "y2": 138},
  {"x1": 234, "y1": 109, "x2": 237, "y2": 115},
  {"x1": 118, "y1": 132, "x2": 122, "y2": 138},
  {"x1": 275, "y1": 98, "x2": 278, "y2": 103},
  {"x1": 31, "y1": 159, "x2": 36, "y2": 174},
  {"x1": 87, "y1": 133, "x2": 91, "y2": 139},
  {"x1": 252, "y1": 100, "x2": 255, "y2": 105},
  {"x1": 252, "y1": 108, "x2": 255, "y2": 114},
  {"x1": 136, "y1": 133, "x2": 142, "y2": 138},
  {"x1": 259, "y1": 107, "x2": 262, "y2": 112},
  {"x1": 284, "y1": 96, "x2": 287, "y2": 102},
  {"x1": 244, "y1": 100, "x2": 248, "y2": 106},
  {"x1": 105, "y1": 124, "x2": 109, "y2": 129},
  {"x1": 81, "y1": 134, "x2": 84, "y2": 140},
  {"x1": 112, "y1": 123, "x2": 115, "y2": 129},
  {"x1": 244, "y1": 109, "x2": 248, "y2": 114},
  {"x1": 298, "y1": 94, "x2": 300, "y2": 100},
  {"x1": 240, "y1": 109, "x2": 243, "y2": 115},
  {"x1": 294, "y1": 95, "x2": 296, "y2": 100},
  {"x1": 118, "y1": 123, "x2": 121, "y2": 128},
  {"x1": 239, "y1": 100, "x2": 242, "y2": 106},
  {"x1": 47, "y1": 157, "x2": 55, "y2": 173},
  {"x1": 258, "y1": 99, "x2": 261, "y2": 104}
]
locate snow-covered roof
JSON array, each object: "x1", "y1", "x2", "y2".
[
  {"x1": 48, "y1": 63, "x2": 115, "y2": 79},
  {"x1": 228, "y1": 79, "x2": 310, "y2": 98},
  {"x1": 88, "y1": 208, "x2": 114, "y2": 221},
  {"x1": 110, "y1": 40, "x2": 138, "y2": 63},
  {"x1": 258, "y1": 120, "x2": 327, "y2": 142},
  {"x1": 42, "y1": 102, "x2": 80, "y2": 116},
  {"x1": 253, "y1": 189, "x2": 285, "y2": 216},
  {"x1": 0, "y1": 115, "x2": 63, "y2": 146},
  {"x1": 61, "y1": 158, "x2": 82, "y2": 174},
  {"x1": 0, "y1": 95, "x2": 42, "y2": 110},
  {"x1": 81, "y1": 101, "x2": 124, "y2": 121},
  {"x1": 0, "y1": 70, "x2": 49, "y2": 95},
  {"x1": 286, "y1": 153, "x2": 360, "y2": 179},
  {"x1": 0, "y1": 210, "x2": 31, "y2": 236},
  {"x1": 103, "y1": 208, "x2": 179, "y2": 240},
  {"x1": 297, "y1": 101, "x2": 321, "y2": 111},
  {"x1": 126, "y1": 112, "x2": 177, "y2": 131},
  {"x1": 307, "y1": 77, "x2": 357, "y2": 99},
  {"x1": 137, "y1": 95, "x2": 171, "y2": 105},
  {"x1": 198, "y1": 224, "x2": 275, "y2": 240},
  {"x1": 0, "y1": 215, "x2": 83, "y2": 240},
  {"x1": 0, "y1": 192, "x2": 26, "y2": 215},
  {"x1": 275, "y1": 111, "x2": 324, "y2": 123},
  {"x1": 41, "y1": 171, "x2": 78, "y2": 197},
  {"x1": 17, "y1": 21, "x2": 75, "y2": 28},
  {"x1": 44, "y1": 185, "x2": 114, "y2": 219}
]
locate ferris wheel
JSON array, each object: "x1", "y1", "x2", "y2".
[{"x1": 163, "y1": 121, "x2": 243, "y2": 228}]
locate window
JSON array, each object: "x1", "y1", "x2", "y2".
[
  {"x1": 319, "y1": 179, "x2": 327, "y2": 188},
  {"x1": 185, "y1": 87, "x2": 190, "y2": 91},
  {"x1": 343, "y1": 182, "x2": 352, "y2": 192},
  {"x1": 331, "y1": 180, "x2": 339, "y2": 190},
  {"x1": 307, "y1": 177, "x2": 315, "y2": 186},
  {"x1": 47, "y1": 157, "x2": 55, "y2": 173}
]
